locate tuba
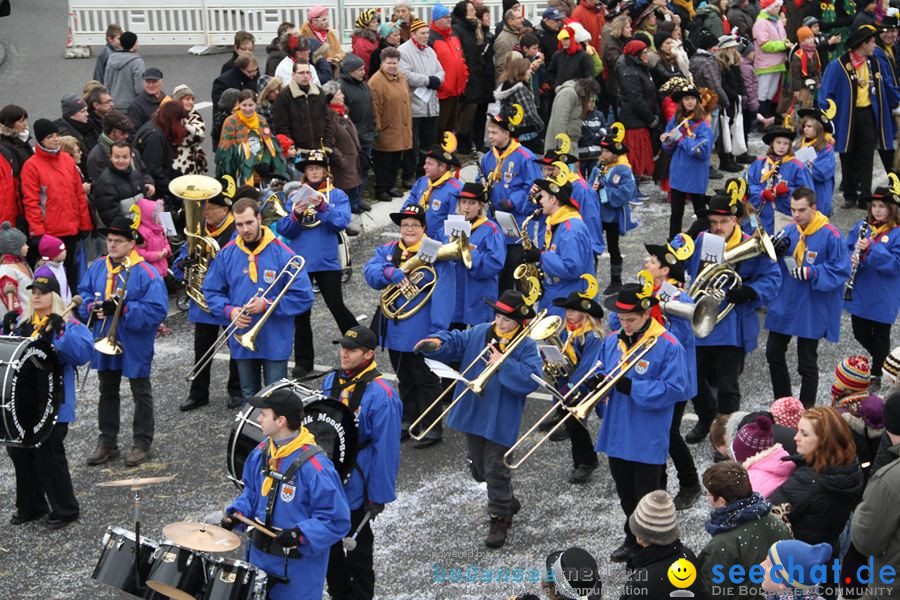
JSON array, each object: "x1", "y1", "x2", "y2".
[
  {"x1": 380, "y1": 235, "x2": 472, "y2": 320},
  {"x1": 170, "y1": 175, "x2": 223, "y2": 313}
]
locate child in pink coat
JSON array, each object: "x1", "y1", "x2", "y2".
[
  {"x1": 135, "y1": 199, "x2": 171, "y2": 277},
  {"x1": 732, "y1": 415, "x2": 796, "y2": 498}
]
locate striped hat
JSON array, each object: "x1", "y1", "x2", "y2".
[
  {"x1": 732, "y1": 415, "x2": 775, "y2": 463},
  {"x1": 884, "y1": 346, "x2": 900, "y2": 384},
  {"x1": 409, "y1": 17, "x2": 428, "y2": 32},
  {"x1": 355, "y1": 9, "x2": 378, "y2": 29},
  {"x1": 832, "y1": 355, "x2": 871, "y2": 400},
  {"x1": 628, "y1": 490, "x2": 678, "y2": 546}
]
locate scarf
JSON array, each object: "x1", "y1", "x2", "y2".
[
  {"x1": 470, "y1": 216, "x2": 488, "y2": 231},
  {"x1": 725, "y1": 224, "x2": 744, "y2": 251},
  {"x1": 336, "y1": 360, "x2": 379, "y2": 405},
  {"x1": 563, "y1": 319, "x2": 592, "y2": 365},
  {"x1": 310, "y1": 23, "x2": 328, "y2": 43},
  {"x1": 260, "y1": 427, "x2": 318, "y2": 497},
  {"x1": 850, "y1": 50, "x2": 867, "y2": 69},
  {"x1": 760, "y1": 154, "x2": 793, "y2": 183},
  {"x1": 329, "y1": 103, "x2": 347, "y2": 117},
  {"x1": 492, "y1": 323, "x2": 520, "y2": 352},
  {"x1": 601, "y1": 154, "x2": 631, "y2": 175},
  {"x1": 235, "y1": 226, "x2": 277, "y2": 283},
  {"x1": 618, "y1": 317, "x2": 664, "y2": 353},
  {"x1": 418, "y1": 171, "x2": 453, "y2": 210},
  {"x1": 104, "y1": 250, "x2": 144, "y2": 299},
  {"x1": 235, "y1": 110, "x2": 261, "y2": 132},
  {"x1": 793, "y1": 210, "x2": 829, "y2": 265},
  {"x1": 1, "y1": 254, "x2": 25, "y2": 266},
  {"x1": 868, "y1": 221, "x2": 892, "y2": 242},
  {"x1": 398, "y1": 237, "x2": 423, "y2": 261},
  {"x1": 489, "y1": 140, "x2": 521, "y2": 186},
  {"x1": 544, "y1": 205, "x2": 581, "y2": 249},
  {"x1": 412, "y1": 38, "x2": 428, "y2": 50},
  {"x1": 705, "y1": 492, "x2": 772, "y2": 535},
  {"x1": 208, "y1": 213, "x2": 235, "y2": 238},
  {"x1": 29, "y1": 314, "x2": 49, "y2": 339}
]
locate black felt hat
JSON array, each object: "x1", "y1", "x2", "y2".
[
  {"x1": 389, "y1": 204, "x2": 427, "y2": 226},
  {"x1": 645, "y1": 243, "x2": 686, "y2": 283},
  {"x1": 484, "y1": 289, "x2": 536, "y2": 322},
  {"x1": 603, "y1": 282, "x2": 659, "y2": 313},
  {"x1": 534, "y1": 177, "x2": 573, "y2": 206},
  {"x1": 552, "y1": 291, "x2": 605, "y2": 318}
]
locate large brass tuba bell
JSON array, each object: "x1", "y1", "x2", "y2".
[
  {"x1": 528, "y1": 314, "x2": 573, "y2": 386},
  {"x1": 170, "y1": 175, "x2": 223, "y2": 313}
]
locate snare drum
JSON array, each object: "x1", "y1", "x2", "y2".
[
  {"x1": 203, "y1": 558, "x2": 267, "y2": 600},
  {"x1": 0, "y1": 336, "x2": 62, "y2": 448},
  {"x1": 91, "y1": 525, "x2": 162, "y2": 598},
  {"x1": 146, "y1": 542, "x2": 208, "y2": 600}
]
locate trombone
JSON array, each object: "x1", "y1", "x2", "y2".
[
  {"x1": 94, "y1": 258, "x2": 133, "y2": 356},
  {"x1": 409, "y1": 308, "x2": 548, "y2": 441},
  {"x1": 504, "y1": 334, "x2": 658, "y2": 469},
  {"x1": 186, "y1": 255, "x2": 306, "y2": 381}
]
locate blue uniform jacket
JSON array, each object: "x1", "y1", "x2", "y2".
[
  {"x1": 228, "y1": 442, "x2": 351, "y2": 600},
  {"x1": 662, "y1": 117, "x2": 713, "y2": 195},
  {"x1": 843, "y1": 221, "x2": 900, "y2": 325},
  {"x1": 403, "y1": 176, "x2": 462, "y2": 239},
  {"x1": 819, "y1": 49, "x2": 900, "y2": 153},
  {"x1": 277, "y1": 187, "x2": 351, "y2": 273},
  {"x1": 77, "y1": 258, "x2": 169, "y2": 378},
  {"x1": 427, "y1": 322, "x2": 542, "y2": 447},
  {"x1": 480, "y1": 145, "x2": 543, "y2": 241},
  {"x1": 203, "y1": 230, "x2": 314, "y2": 360},
  {"x1": 363, "y1": 239, "x2": 457, "y2": 352},
  {"x1": 31, "y1": 321, "x2": 94, "y2": 423},
  {"x1": 172, "y1": 228, "x2": 237, "y2": 327},
  {"x1": 686, "y1": 231, "x2": 782, "y2": 353},
  {"x1": 594, "y1": 324, "x2": 687, "y2": 464},
  {"x1": 570, "y1": 176, "x2": 606, "y2": 256},
  {"x1": 538, "y1": 216, "x2": 595, "y2": 319},
  {"x1": 558, "y1": 327, "x2": 604, "y2": 397},
  {"x1": 803, "y1": 144, "x2": 836, "y2": 217},
  {"x1": 746, "y1": 157, "x2": 814, "y2": 234},
  {"x1": 452, "y1": 219, "x2": 506, "y2": 325},
  {"x1": 588, "y1": 163, "x2": 639, "y2": 235},
  {"x1": 765, "y1": 221, "x2": 850, "y2": 341},
  {"x1": 321, "y1": 370, "x2": 402, "y2": 510}
]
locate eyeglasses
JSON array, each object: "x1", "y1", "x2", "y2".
[{"x1": 400, "y1": 223, "x2": 423, "y2": 230}]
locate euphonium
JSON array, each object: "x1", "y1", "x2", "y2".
[
  {"x1": 259, "y1": 188, "x2": 289, "y2": 227},
  {"x1": 380, "y1": 234, "x2": 473, "y2": 320},
  {"x1": 528, "y1": 314, "x2": 573, "y2": 387},
  {"x1": 661, "y1": 296, "x2": 719, "y2": 339},
  {"x1": 170, "y1": 175, "x2": 223, "y2": 313}
]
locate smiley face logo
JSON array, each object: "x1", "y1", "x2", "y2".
[{"x1": 668, "y1": 558, "x2": 696, "y2": 589}]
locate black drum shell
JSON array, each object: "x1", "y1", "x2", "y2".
[
  {"x1": 203, "y1": 558, "x2": 267, "y2": 600},
  {"x1": 146, "y1": 543, "x2": 207, "y2": 600},
  {"x1": 91, "y1": 526, "x2": 161, "y2": 598},
  {"x1": 0, "y1": 336, "x2": 62, "y2": 448}
]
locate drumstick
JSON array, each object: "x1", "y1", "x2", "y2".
[{"x1": 231, "y1": 512, "x2": 277, "y2": 538}]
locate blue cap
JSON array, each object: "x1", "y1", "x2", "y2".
[
  {"x1": 768, "y1": 540, "x2": 833, "y2": 590},
  {"x1": 543, "y1": 7, "x2": 565, "y2": 20},
  {"x1": 432, "y1": 1, "x2": 450, "y2": 20}
]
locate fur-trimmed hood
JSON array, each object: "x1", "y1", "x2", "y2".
[{"x1": 492, "y1": 81, "x2": 527, "y2": 101}]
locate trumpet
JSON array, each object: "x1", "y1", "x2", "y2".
[
  {"x1": 186, "y1": 255, "x2": 306, "y2": 381},
  {"x1": 94, "y1": 258, "x2": 133, "y2": 356},
  {"x1": 504, "y1": 334, "x2": 658, "y2": 469},
  {"x1": 410, "y1": 309, "x2": 549, "y2": 441}
]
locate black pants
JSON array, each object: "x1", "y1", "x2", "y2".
[
  {"x1": 839, "y1": 107, "x2": 876, "y2": 205},
  {"x1": 607, "y1": 457, "x2": 662, "y2": 544},
  {"x1": 189, "y1": 321, "x2": 242, "y2": 402},
  {"x1": 326, "y1": 507, "x2": 375, "y2": 600},
  {"x1": 556, "y1": 405, "x2": 598, "y2": 468},
  {"x1": 602, "y1": 221, "x2": 622, "y2": 264},
  {"x1": 402, "y1": 116, "x2": 439, "y2": 181},
  {"x1": 372, "y1": 150, "x2": 404, "y2": 195},
  {"x1": 6, "y1": 423, "x2": 79, "y2": 520},
  {"x1": 766, "y1": 331, "x2": 820, "y2": 408},
  {"x1": 499, "y1": 243, "x2": 524, "y2": 297},
  {"x1": 667, "y1": 401, "x2": 699, "y2": 488},
  {"x1": 97, "y1": 371, "x2": 154, "y2": 450},
  {"x1": 669, "y1": 190, "x2": 708, "y2": 240},
  {"x1": 388, "y1": 349, "x2": 442, "y2": 436},
  {"x1": 695, "y1": 346, "x2": 745, "y2": 425},
  {"x1": 294, "y1": 270, "x2": 358, "y2": 371},
  {"x1": 851, "y1": 315, "x2": 892, "y2": 377},
  {"x1": 473, "y1": 102, "x2": 489, "y2": 150}
]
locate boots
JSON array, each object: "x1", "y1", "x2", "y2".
[
  {"x1": 718, "y1": 152, "x2": 742, "y2": 172},
  {"x1": 603, "y1": 263, "x2": 623, "y2": 295},
  {"x1": 485, "y1": 514, "x2": 512, "y2": 548}
]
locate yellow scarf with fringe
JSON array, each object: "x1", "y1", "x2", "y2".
[
  {"x1": 418, "y1": 171, "x2": 452, "y2": 210},
  {"x1": 337, "y1": 360, "x2": 379, "y2": 405},
  {"x1": 492, "y1": 323, "x2": 520, "y2": 352},
  {"x1": 793, "y1": 211, "x2": 829, "y2": 265},
  {"x1": 261, "y1": 427, "x2": 318, "y2": 497},
  {"x1": 489, "y1": 140, "x2": 521, "y2": 185},
  {"x1": 104, "y1": 250, "x2": 144, "y2": 299},
  {"x1": 563, "y1": 319, "x2": 593, "y2": 365}
]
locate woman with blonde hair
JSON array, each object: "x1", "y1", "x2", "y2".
[
  {"x1": 795, "y1": 108, "x2": 836, "y2": 216},
  {"x1": 715, "y1": 37, "x2": 746, "y2": 173},
  {"x1": 255, "y1": 75, "x2": 284, "y2": 123},
  {"x1": 494, "y1": 57, "x2": 544, "y2": 152}
]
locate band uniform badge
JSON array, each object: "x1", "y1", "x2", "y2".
[
  {"x1": 263, "y1": 269, "x2": 276, "y2": 283},
  {"x1": 432, "y1": 199, "x2": 441, "y2": 210},
  {"x1": 280, "y1": 484, "x2": 296, "y2": 503},
  {"x1": 805, "y1": 251, "x2": 817, "y2": 264},
  {"x1": 612, "y1": 174, "x2": 620, "y2": 185},
  {"x1": 635, "y1": 359, "x2": 650, "y2": 375}
]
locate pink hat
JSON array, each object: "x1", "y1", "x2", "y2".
[
  {"x1": 770, "y1": 396, "x2": 804, "y2": 429},
  {"x1": 39, "y1": 234, "x2": 66, "y2": 261},
  {"x1": 732, "y1": 415, "x2": 775, "y2": 463},
  {"x1": 308, "y1": 5, "x2": 329, "y2": 19},
  {"x1": 760, "y1": 0, "x2": 783, "y2": 9}
]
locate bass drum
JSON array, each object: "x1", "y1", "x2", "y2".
[
  {"x1": 0, "y1": 336, "x2": 62, "y2": 448},
  {"x1": 227, "y1": 379, "x2": 359, "y2": 489}
]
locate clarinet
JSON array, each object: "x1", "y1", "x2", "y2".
[{"x1": 844, "y1": 223, "x2": 871, "y2": 301}]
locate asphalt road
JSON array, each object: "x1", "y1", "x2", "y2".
[{"x1": 1, "y1": 3, "x2": 899, "y2": 599}]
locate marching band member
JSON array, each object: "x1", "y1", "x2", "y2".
[
  {"x1": 480, "y1": 109, "x2": 543, "y2": 293},
  {"x1": 746, "y1": 121, "x2": 814, "y2": 235},
  {"x1": 684, "y1": 194, "x2": 781, "y2": 444},
  {"x1": 415, "y1": 289, "x2": 543, "y2": 548},
  {"x1": 451, "y1": 183, "x2": 506, "y2": 328},
  {"x1": 796, "y1": 107, "x2": 837, "y2": 217},
  {"x1": 364, "y1": 204, "x2": 456, "y2": 449},
  {"x1": 174, "y1": 186, "x2": 244, "y2": 411},
  {"x1": 79, "y1": 216, "x2": 169, "y2": 468},
  {"x1": 221, "y1": 388, "x2": 351, "y2": 600},
  {"x1": 595, "y1": 283, "x2": 688, "y2": 563},
  {"x1": 765, "y1": 186, "x2": 851, "y2": 408},
  {"x1": 588, "y1": 128, "x2": 639, "y2": 295},
  {"x1": 524, "y1": 176, "x2": 595, "y2": 319},
  {"x1": 278, "y1": 149, "x2": 358, "y2": 379},
  {"x1": 402, "y1": 134, "x2": 462, "y2": 239},
  {"x1": 323, "y1": 326, "x2": 402, "y2": 600},
  {"x1": 6, "y1": 273, "x2": 93, "y2": 529},
  {"x1": 550, "y1": 290, "x2": 604, "y2": 484},
  {"x1": 203, "y1": 197, "x2": 314, "y2": 401},
  {"x1": 0, "y1": 221, "x2": 31, "y2": 332},
  {"x1": 843, "y1": 187, "x2": 900, "y2": 392}
]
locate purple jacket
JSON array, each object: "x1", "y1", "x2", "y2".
[{"x1": 740, "y1": 56, "x2": 760, "y2": 112}]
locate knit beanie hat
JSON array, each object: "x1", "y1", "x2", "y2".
[
  {"x1": 355, "y1": 8, "x2": 378, "y2": 29},
  {"x1": 120, "y1": 31, "x2": 137, "y2": 51},
  {"x1": 378, "y1": 20, "x2": 400, "y2": 39},
  {"x1": 38, "y1": 234, "x2": 66, "y2": 261},
  {"x1": 697, "y1": 30, "x2": 719, "y2": 50},
  {"x1": 770, "y1": 396, "x2": 804, "y2": 429},
  {"x1": 628, "y1": 490, "x2": 679, "y2": 545},
  {"x1": 218, "y1": 88, "x2": 241, "y2": 112},
  {"x1": 654, "y1": 30, "x2": 673, "y2": 49},
  {"x1": 172, "y1": 84, "x2": 194, "y2": 100},
  {"x1": 760, "y1": 0, "x2": 784, "y2": 10},
  {"x1": 410, "y1": 17, "x2": 428, "y2": 32},
  {"x1": 624, "y1": 39, "x2": 648, "y2": 56},
  {"x1": 33, "y1": 118, "x2": 59, "y2": 143},
  {"x1": 308, "y1": 5, "x2": 329, "y2": 19},
  {"x1": 61, "y1": 94, "x2": 87, "y2": 118},
  {"x1": 796, "y1": 26, "x2": 814, "y2": 42},
  {"x1": 768, "y1": 540, "x2": 833, "y2": 590},
  {"x1": 884, "y1": 391, "x2": 900, "y2": 435},
  {"x1": 832, "y1": 355, "x2": 871, "y2": 400},
  {"x1": 884, "y1": 347, "x2": 900, "y2": 384},
  {"x1": 839, "y1": 394, "x2": 885, "y2": 437},
  {"x1": 432, "y1": 1, "x2": 450, "y2": 21},
  {"x1": 342, "y1": 53, "x2": 365, "y2": 74},
  {"x1": 0, "y1": 222, "x2": 27, "y2": 256},
  {"x1": 732, "y1": 415, "x2": 776, "y2": 463}
]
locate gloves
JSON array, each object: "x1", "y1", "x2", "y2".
[
  {"x1": 772, "y1": 234, "x2": 791, "y2": 257},
  {"x1": 790, "y1": 266, "x2": 813, "y2": 280},
  {"x1": 522, "y1": 247, "x2": 543, "y2": 263},
  {"x1": 367, "y1": 502, "x2": 385, "y2": 519},
  {"x1": 426, "y1": 76, "x2": 442, "y2": 90},
  {"x1": 48, "y1": 314, "x2": 66, "y2": 335},
  {"x1": 414, "y1": 338, "x2": 441, "y2": 353},
  {"x1": 761, "y1": 188, "x2": 775, "y2": 203},
  {"x1": 275, "y1": 527, "x2": 303, "y2": 548},
  {"x1": 101, "y1": 299, "x2": 118, "y2": 316},
  {"x1": 615, "y1": 376, "x2": 632, "y2": 395},
  {"x1": 725, "y1": 285, "x2": 758, "y2": 304},
  {"x1": 219, "y1": 510, "x2": 238, "y2": 531},
  {"x1": 389, "y1": 268, "x2": 407, "y2": 284},
  {"x1": 2, "y1": 310, "x2": 18, "y2": 334},
  {"x1": 774, "y1": 181, "x2": 789, "y2": 196}
]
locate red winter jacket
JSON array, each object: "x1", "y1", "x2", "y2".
[
  {"x1": 571, "y1": 0, "x2": 605, "y2": 55},
  {"x1": 0, "y1": 152, "x2": 18, "y2": 225},
  {"x1": 428, "y1": 23, "x2": 469, "y2": 99},
  {"x1": 20, "y1": 146, "x2": 92, "y2": 237}
]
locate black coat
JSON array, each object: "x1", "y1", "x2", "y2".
[
  {"x1": 769, "y1": 457, "x2": 864, "y2": 552},
  {"x1": 126, "y1": 92, "x2": 162, "y2": 131},
  {"x1": 480, "y1": 25, "x2": 496, "y2": 104},
  {"x1": 616, "y1": 54, "x2": 659, "y2": 129},
  {"x1": 720, "y1": 65, "x2": 747, "y2": 118},
  {"x1": 534, "y1": 20, "x2": 559, "y2": 68},
  {"x1": 622, "y1": 540, "x2": 704, "y2": 600},
  {"x1": 338, "y1": 73, "x2": 377, "y2": 148},
  {"x1": 265, "y1": 37, "x2": 286, "y2": 76},
  {"x1": 452, "y1": 15, "x2": 484, "y2": 102},
  {"x1": 547, "y1": 49, "x2": 594, "y2": 88},
  {"x1": 54, "y1": 116, "x2": 94, "y2": 172},
  {"x1": 211, "y1": 66, "x2": 259, "y2": 120},
  {"x1": 133, "y1": 121, "x2": 175, "y2": 199},
  {"x1": 92, "y1": 164, "x2": 146, "y2": 227},
  {"x1": 0, "y1": 131, "x2": 33, "y2": 177},
  {"x1": 271, "y1": 83, "x2": 335, "y2": 151}
]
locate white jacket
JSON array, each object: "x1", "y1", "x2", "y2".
[{"x1": 398, "y1": 39, "x2": 444, "y2": 118}]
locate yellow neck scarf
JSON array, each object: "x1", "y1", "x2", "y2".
[
  {"x1": 761, "y1": 154, "x2": 793, "y2": 183},
  {"x1": 544, "y1": 205, "x2": 581, "y2": 249},
  {"x1": 489, "y1": 140, "x2": 521, "y2": 184},
  {"x1": 399, "y1": 237, "x2": 423, "y2": 261},
  {"x1": 30, "y1": 314, "x2": 49, "y2": 339},
  {"x1": 725, "y1": 225, "x2": 744, "y2": 251},
  {"x1": 418, "y1": 171, "x2": 452, "y2": 209},
  {"x1": 208, "y1": 213, "x2": 234, "y2": 238},
  {"x1": 104, "y1": 250, "x2": 144, "y2": 299},
  {"x1": 617, "y1": 318, "x2": 665, "y2": 354},
  {"x1": 563, "y1": 319, "x2": 593, "y2": 365},
  {"x1": 235, "y1": 226, "x2": 276, "y2": 283},
  {"x1": 260, "y1": 427, "x2": 318, "y2": 497},
  {"x1": 236, "y1": 110, "x2": 261, "y2": 132},
  {"x1": 492, "y1": 323, "x2": 520, "y2": 352},
  {"x1": 470, "y1": 216, "x2": 488, "y2": 231},
  {"x1": 868, "y1": 222, "x2": 892, "y2": 242},
  {"x1": 793, "y1": 210, "x2": 829, "y2": 265},
  {"x1": 337, "y1": 360, "x2": 379, "y2": 405},
  {"x1": 601, "y1": 154, "x2": 631, "y2": 175}
]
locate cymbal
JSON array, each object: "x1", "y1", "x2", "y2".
[
  {"x1": 96, "y1": 475, "x2": 176, "y2": 488},
  {"x1": 162, "y1": 522, "x2": 241, "y2": 553}
]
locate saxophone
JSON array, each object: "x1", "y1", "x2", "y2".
[{"x1": 513, "y1": 208, "x2": 544, "y2": 301}]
